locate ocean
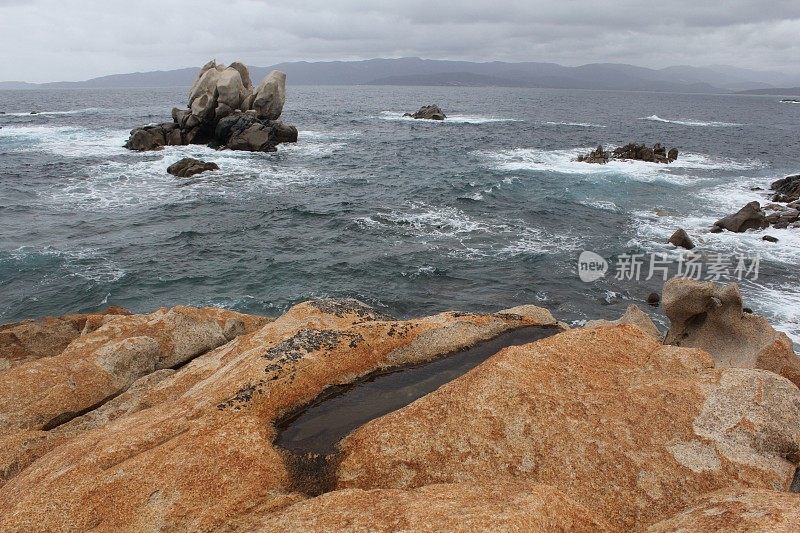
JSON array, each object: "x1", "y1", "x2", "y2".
[{"x1": 0, "y1": 86, "x2": 798, "y2": 343}]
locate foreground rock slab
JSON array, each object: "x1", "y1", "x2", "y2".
[
  {"x1": 0, "y1": 300, "x2": 561, "y2": 531},
  {"x1": 663, "y1": 278, "x2": 800, "y2": 387},
  {"x1": 250, "y1": 481, "x2": 614, "y2": 532},
  {"x1": 335, "y1": 325, "x2": 800, "y2": 531}
]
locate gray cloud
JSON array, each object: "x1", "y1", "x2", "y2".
[{"x1": 1, "y1": 0, "x2": 798, "y2": 82}]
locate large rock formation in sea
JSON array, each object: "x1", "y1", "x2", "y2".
[
  {"x1": 125, "y1": 60, "x2": 298, "y2": 153},
  {"x1": 0, "y1": 287, "x2": 798, "y2": 531}
]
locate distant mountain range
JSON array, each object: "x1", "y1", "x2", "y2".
[{"x1": 2, "y1": 58, "x2": 800, "y2": 94}]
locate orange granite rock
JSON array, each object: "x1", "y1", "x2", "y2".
[
  {"x1": 247, "y1": 481, "x2": 614, "y2": 533},
  {"x1": 649, "y1": 488, "x2": 800, "y2": 532},
  {"x1": 0, "y1": 306, "x2": 130, "y2": 369},
  {"x1": 0, "y1": 300, "x2": 559, "y2": 531},
  {"x1": 335, "y1": 325, "x2": 800, "y2": 531}
]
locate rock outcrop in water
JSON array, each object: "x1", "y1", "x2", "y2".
[
  {"x1": 125, "y1": 60, "x2": 298, "y2": 153},
  {"x1": 578, "y1": 142, "x2": 679, "y2": 164},
  {"x1": 771, "y1": 174, "x2": 800, "y2": 203},
  {"x1": 0, "y1": 291, "x2": 798, "y2": 531},
  {"x1": 166, "y1": 157, "x2": 219, "y2": 178},
  {"x1": 404, "y1": 104, "x2": 446, "y2": 120},
  {"x1": 711, "y1": 200, "x2": 770, "y2": 233}
]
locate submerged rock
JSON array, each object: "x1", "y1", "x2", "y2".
[
  {"x1": 125, "y1": 60, "x2": 297, "y2": 153},
  {"x1": 166, "y1": 157, "x2": 219, "y2": 178},
  {"x1": 663, "y1": 278, "x2": 800, "y2": 387},
  {"x1": 711, "y1": 201, "x2": 769, "y2": 232},
  {"x1": 404, "y1": 104, "x2": 446, "y2": 120}
]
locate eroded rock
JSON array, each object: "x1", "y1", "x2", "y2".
[
  {"x1": 711, "y1": 201, "x2": 769, "y2": 233},
  {"x1": 663, "y1": 278, "x2": 800, "y2": 387}
]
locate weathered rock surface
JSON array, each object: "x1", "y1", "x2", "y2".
[
  {"x1": 335, "y1": 325, "x2": 800, "y2": 531},
  {"x1": 663, "y1": 278, "x2": 800, "y2": 387},
  {"x1": 404, "y1": 104, "x2": 446, "y2": 120},
  {"x1": 711, "y1": 201, "x2": 769, "y2": 233},
  {"x1": 166, "y1": 157, "x2": 219, "y2": 178},
  {"x1": 125, "y1": 60, "x2": 297, "y2": 153},
  {"x1": 649, "y1": 488, "x2": 800, "y2": 532},
  {"x1": 578, "y1": 142, "x2": 679, "y2": 164},
  {"x1": 0, "y1": 300, "x2": 561, "y2": 531},
  {"x1": 252, "y1": 482, "x2": 614, "y2": 532},
  {"x1": 668, "y1": 227, "x2": 695, "y2": 249},
  {"x1": 585, "y1": 304, "x2": 661, "y2": 339},
  {"x1": 0, "y1": 307, "x2": 130, "y2": 369}
]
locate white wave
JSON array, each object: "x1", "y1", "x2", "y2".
[
  {"x1": 480, "y1": 147, "x2": 760, "y2": 185},
  {"x1": 49, "y1": 145, "x2": 327, "y2": 210},
  {"x1": 377, "y1": 111, "x2": 521, "y2": 124},
  {"x1": 640, "y1": 115, "x2": 742, "y2": 127},
  {"x1": 0, "y1": 125, "x2": 130, "y2": 157},
  {"x1": 3, "y1": 246, "x2": 125, "y2": 283},
  {"x1": 543, "y1": 121, "x2": 606, "y2": 128},
  {"x1": 355, "y1": 201, "x2": 582, "y2": 258},
  {"x1": 580, "y1": 200, "x2": 621, "y2": 212},
  {"x1": 1, "y1": 107, "x2": 109, "y2": 117}
]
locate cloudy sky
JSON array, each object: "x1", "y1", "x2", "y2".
[{"x1": 2, "y1": 0, "x2": 799, "y2": 82}]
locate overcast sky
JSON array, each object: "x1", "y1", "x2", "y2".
[{"x1": 2, "y1": 0, "x2": 799, "y2": 82}]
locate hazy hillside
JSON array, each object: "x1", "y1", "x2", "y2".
[{"x1": 3, "y1": 58, "x2": 799, "y2": 94}]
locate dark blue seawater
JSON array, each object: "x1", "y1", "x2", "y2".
[{"x1": 1, "y1": 87, "x2": 798, "y2": 342}]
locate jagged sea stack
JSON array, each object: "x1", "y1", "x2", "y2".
[{"x1": 125, "y1": 60, "x2": 298, "y2": 153}]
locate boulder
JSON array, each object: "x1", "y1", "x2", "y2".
[
  {"x1": 577, "y1": 145, "x2": 609, "y2": 164},
  {"x1": 771, "y1": 174, "x2": 800, "y2": 203},
  {"x1": 668, "y1": 147, "x2": 679, "y2": 161},
  {"x1": 251, "y1": 482, "x2": 614, "y2": 532},
  {"x1": 215, "y1": 67, "x2": 248, "y2": 111},
  {"x1": 663, "y1": 278, "x2": 800, "y2": 387},
  {"x1": 650, "y1": 488, "x2": 800, "y2": 532},
  {"x1": 166, "y1": 157, "x2": 219, "y2": 178},
  {"x1": 229, "y1": 61, "x2": 253, "y2": 92},
  {"x1": 253, "y1": 70, "x2": 286, "y2": 121},
  {"x1": 712, "y1": 201, "x2": 769, "y2": 232},
  {"x1": 646, "y1": 292, "x2": 661, "y2": 306},
  {"x1": 124, "y1": 126, "x2": 167, "y2": 151},
  {"x1": 763, "y1": 235, "x2": 779, "y2": 243},
  {"x1": 271, "y1": 120, "x2": 299, "y2": 144},
  {"x1": 228, "y1": 123, "x2": 275, "y2": 152},
  {"x1": 405, "y1": 104, "x2": 446, "y2": 120},
  {"x1": 335, "y1": 325, "x2": 800, "y2": 531},
  {"x1": 668, "y1": 228, "x2": 695, "y2": 249}
]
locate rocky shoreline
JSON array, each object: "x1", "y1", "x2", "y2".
[{"x1": 0, "y1": 280, "x2": 798, "y2": 531}]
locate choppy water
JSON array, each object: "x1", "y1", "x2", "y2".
[{"x1": 0, "y1": 87, "x2": 798, "y2": 342}]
